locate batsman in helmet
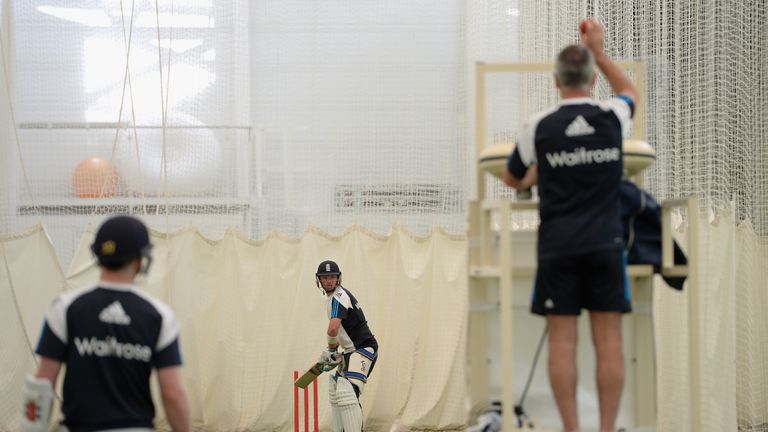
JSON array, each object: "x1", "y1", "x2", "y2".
[
  {"x1": 316, "y1": 260, "x2": 378, "y2": 432},
  {"x1": 23, "y1": 215, "x2": 191, "y2": 432}
]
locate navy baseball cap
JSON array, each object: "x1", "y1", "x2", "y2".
[{"x1": 91, "y1": 215, "x2": 151, "y2": 267}]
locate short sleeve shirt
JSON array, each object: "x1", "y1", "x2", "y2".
[
  {"x1": 35, "y1": 282, "x2": 182, "y2": 432},
  {"x1": 507, "y1": 96, "x2": 634, "y2": 259},
  {"x1": 326, "y1": 286, "x2": 378, "y2": 353}
]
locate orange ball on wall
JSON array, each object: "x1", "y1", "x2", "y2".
[{"x1": 72, "y1": 157, "x2": 119, "y2": 198}]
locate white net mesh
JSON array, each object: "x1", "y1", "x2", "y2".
[
  {"x1": 249, "y1": 0, "x2": 467, "y2": 239},
  {"x1": 468, "y1": 0, "x2": 768, "y2": 431},
  {"x1": 0, "y1": 1, "x2": 469, "y2": 431},
  {"x1": 594, "y1": 2, "x2": 767, "y2": 430},
  {"x1": 619, "y1": 3, "x2": 767, "y2": 425},
  {"x1": 3, "y1": 0, "x2": 468, "y2": 269},
  {"x1": 6, "y1": 0, "x2": 252, "y2": 267},
  {"x1": 1, "y1": 0, "x2": 767, "y2": 430}
]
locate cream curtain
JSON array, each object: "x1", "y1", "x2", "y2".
[
  {"x1": 4, "y1": 224, "x2": 468, "y2": 431},
  {"x1": 0, "y1": 225, "x2": 67, "y2": 429},
  {"x1": 654, "y1": 213, "x2": 768, "y2": 432}
]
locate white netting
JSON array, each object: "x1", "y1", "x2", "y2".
[
  {"x1": 2, "y1": 0, "x2": 767, "y2": 431},
  {"x1": 592, "y1": 2, "x2": 768, "y2": 431},
  {"x1": 2, "y1": 0, "x2": 467, "y2": 270},
  {"x1": 0, "y1": 1, "x2": 470, "y2": 431},
  {"x1": 249, "y1": 1, "x2": 467, "y2": 239},
  {"x1": 467, "y1": 0, "x2": 768, "y2": 431},
  {"x1": 5, "y1": 0, "x2": 252, "y2": 267}
]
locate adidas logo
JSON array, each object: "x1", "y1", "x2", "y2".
[
  {"x1": 564, "y1": 115, "x2": 595, "y2": 137},
  {"x1": 99, "y1": 301, "x2": 131, "y2": 325}
]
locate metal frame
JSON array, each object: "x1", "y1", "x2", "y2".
[
  {"x1": 473, "y1": 61, "x2": 645, "y2": 199},
  {"x1": 661, "y1": 197, "x2": 700, "y2": 431}
]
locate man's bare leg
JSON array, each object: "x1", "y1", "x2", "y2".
[
  {"x1": 590, "y1": 311, "x2": 624, "y2": 432},
  {"x1": 547, "y1": 314, "x2": 580, "y2": 432}
]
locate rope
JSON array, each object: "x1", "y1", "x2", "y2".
[
  {"x1": 0, "y1": 17, "x2": 39, "y2": 220},
  {"x1": 1, "y1": 239, "x2": 39, "y2": 366},
  {"x1": 90, "y1": 0, "x2": 140, "y2": 217}
]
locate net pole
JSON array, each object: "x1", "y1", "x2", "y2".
[
  {"x1": 687, "y1": 198, "x2": 702, "y2": 431},
  {"x1": 293, "y1": 371, "x2": 299, "y2": 432}
]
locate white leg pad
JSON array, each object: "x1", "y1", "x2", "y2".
[
  {"x1": 336, "y1": 377, "x2": 362, "y2": 431},
  {"x1": 328, "y1": 375, "x2": 343, "y2": 432},
  {"x1": 21, "y1": 375, "x2": 54, "y2": 432}
]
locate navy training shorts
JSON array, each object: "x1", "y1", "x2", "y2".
[{"x1": 531, "y1": 248, "x2": 631, "y2": 315}]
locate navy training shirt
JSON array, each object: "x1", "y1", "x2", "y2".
[
  {"x1": 507, "y1": 96, "x2": 634, "y2": 259},
  {"x1": 35, "y1": 282, "x2": 182, "y2": 432},
  {"x1": 327, "y1": 286, "x2": 378, "y2": 353}
]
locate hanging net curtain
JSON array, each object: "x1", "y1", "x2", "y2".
[{"x1": 1, "y1": 1, "x2": 470, "y2": 431}]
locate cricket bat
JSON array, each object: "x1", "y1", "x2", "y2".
[{"x1": 294, "y1": 362, "x2": 324, "y2": 388}]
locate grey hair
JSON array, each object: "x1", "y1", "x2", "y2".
[{"x1": 555, "y1": 45, "x2": 595, "y2": 89}]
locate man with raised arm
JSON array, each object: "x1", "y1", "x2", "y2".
[{"x1": 502, "y1": 18, "x2": 638, "y2": 432}]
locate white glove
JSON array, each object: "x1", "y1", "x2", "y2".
[
  {"x1": 319, "y1": 349, "x2": 341, "y2": 372},
  {"x1": 21, "y1": 375, "x2": 54, "y2": 432}
]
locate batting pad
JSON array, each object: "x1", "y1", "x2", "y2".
[
  {"x1": 338, "y1": 402, "x2": 363, "y2": 432},
  {"x1": 328, "y1": 375, "x2": 343, "y2": 432},
  {"x1": 335, "y1": 377, "x2": 362, "y2": 431}
]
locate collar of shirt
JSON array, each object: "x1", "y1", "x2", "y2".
[
  {"x1": 326, "y1": 286, "x2": 342, "y2": 299},
  {"x1": 559, "y1": 96, "x2": 593, "y2": 106},
  {"x1": 98, "y1": 281, "x2": 138, "y2": 292}
]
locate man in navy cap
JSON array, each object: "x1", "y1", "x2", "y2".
[{"x1": 23, "y1": 215, "x2": 191, "y2": 432}]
